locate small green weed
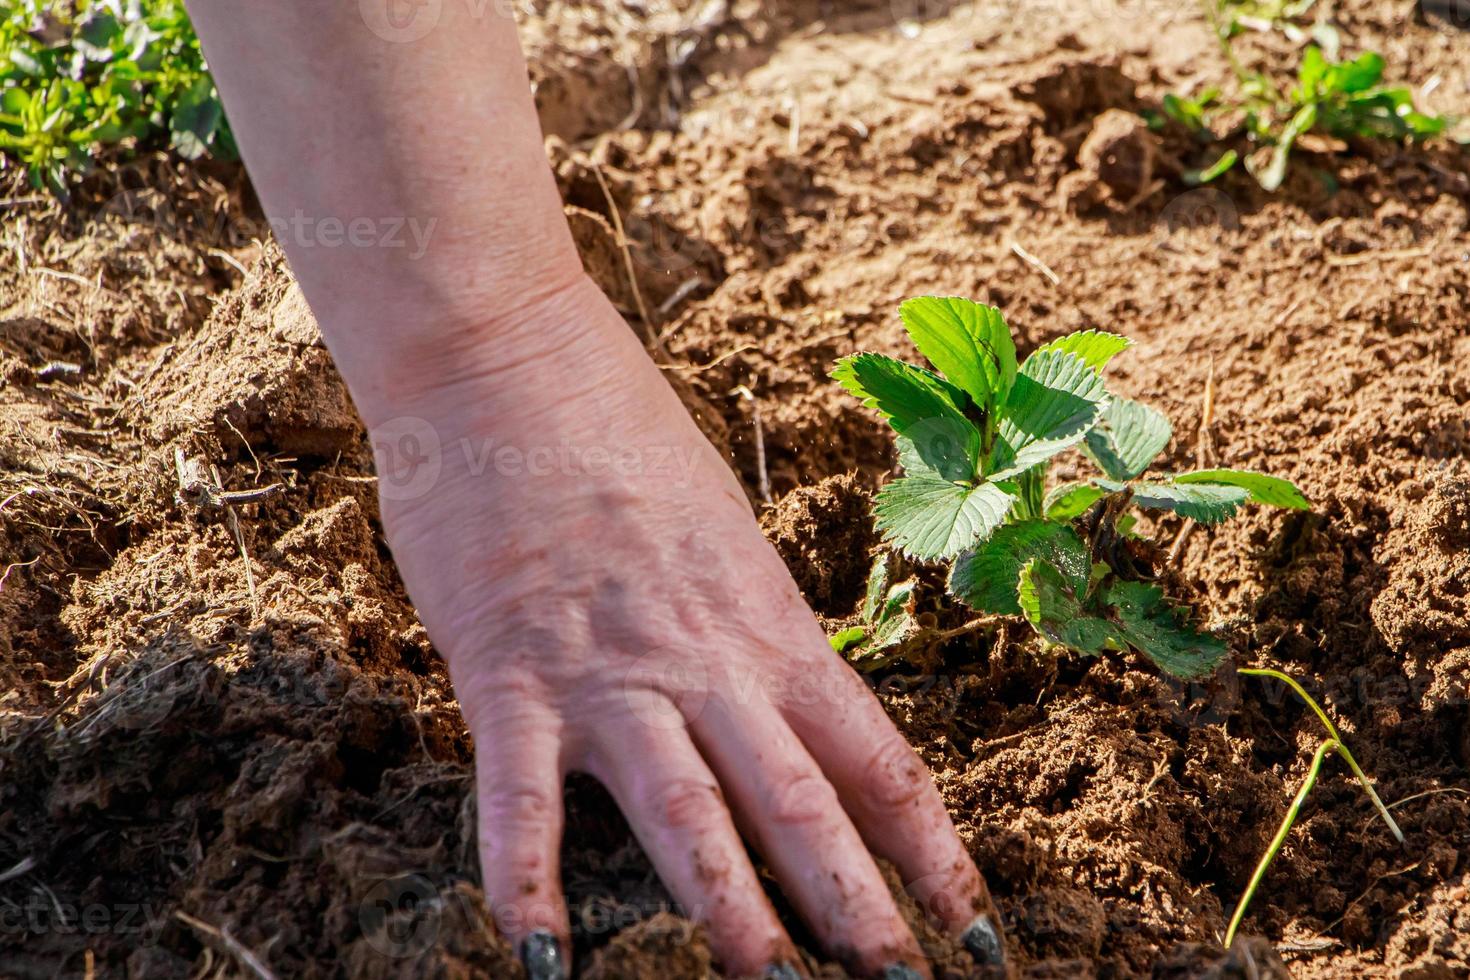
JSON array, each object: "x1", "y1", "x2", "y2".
[
  {"x1": 833, "y1": 296, "x2": 1309, "y2": 678},
  {"x1": 0, "y1": 0, "x2": 230, "y2": 196},
  {"x1": 1162, "y1": 8, "x2": 1450, "y2": 191}
]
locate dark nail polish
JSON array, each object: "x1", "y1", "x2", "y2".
[
  {"x1": 880, "y1": 966, "x2": 923, "y2": 980},
  {"x1": 520, "y1": 931, "x2": 565, "y2": 980},
  {"x1": 762, "y1": 964, "x2": 802, "y2": 980},
  {"x1": 962, "y1": 912, "x2": 1005, "y2": 966}
]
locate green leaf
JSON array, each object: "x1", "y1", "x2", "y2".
[
  {"x1": 1032, "y1": 330, "x2": 1132, "y2": 374},
  {"x1": 169, "y1": 77, "x2": 221, "y2": 160},
  {"x1": 893, "y1": 434, "x2": 942, "y2": 481},
  {"x1": 1331, "y1": 51, "x2": 1385, "y2": 94},
  {"x1": 989, "y1": 350, "x2": 1108, "y2": 479},
  {"x1": 75, "y1": 12, "x2": 122, "y2": 62},
  {"x1": 949, "y1": 520, "x2": 1090, "y2": 615},
  {"x1": 1017, "y1": 559, "x2": 1126, "y2": 656},
  {"x1": 1043, "y1": 481, "x2": 1110, "y2": 521},
  {"x1": 1297, "y1": 44, "x2": 1329, "y2": 95},
  {"x1": 837, "y1": 564, "x2": 920, "y2": 660},
  {"x1": 1402, "y1": 109, "x2": 1447, "y2": 139},
  {"x1": 861, "y1": 554, "x2": 892, "y2": 622},
  {"x1": 898, "y1": 296, "x2": 1018, "y2": 412},
  {"x1": 1172, "y1": 469, "x2": 1310, "y2": 510},
  {"x1": 868, "y1": 604, "x2": 918, "y2": 652},
  {"x1": 833, "y1": 353, "x2": 980, "y2": 482},
  {"x1": 1, "y1": 88, "x2": 29, "y2": 115},
  {"x1": 874, "y1": 477, "x2": 1015, "y2": 560},
  {"x1": 1132, "y1": 480, "x2": 1251, "y2": 523},
  {"x1": 1102, "y1": 580, "x2": 1228, "y2": 678},
  {"x1": 877, "y1": 578, "x2": 917, "y2": 625},
  {"x1": 1187, "y1": 148, "x2": 1238, "y2": 185},
  {"x1": 1083, "y1": 397, "x2": 1173, "y2": 481},
  {"x1": 1162, "y1": 92, "x2": 1209, "y2": 131}
]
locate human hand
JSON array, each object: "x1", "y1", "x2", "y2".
[{"x1": 369, "y1": 278, "x2": 1006, "y2": 979}]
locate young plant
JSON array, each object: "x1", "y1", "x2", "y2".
[
  {"x1": 828, "y1": 554, "x2": 920, "y2": 672},
  {"x1": 0, "y1": 0, "x2": 232, "y2": 195},
  {"x1": 833, "y1": 296, "x2": 1309, "y2": 678},
  {"x1": 1163, "y1": 39, "x2": 1449, "y2": 191},
  {"x1": 1225, "y1": 667, "x2": 1404, "y2": 946}
]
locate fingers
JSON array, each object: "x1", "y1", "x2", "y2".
[
  {"x1": 584, "y1": 702, "x2": 800, "y2": 978},
  {"x1": 691, "y1": 694, "x2": 932, "y2": 979},
  {"x1": 780, "y1": 658, "x2": 1006, "y2": 969},
  {"x1": 470, "y1": 695, "x2": 570, "y2": 980}
]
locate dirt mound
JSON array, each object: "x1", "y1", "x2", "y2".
[{"x1": 3, "y1": 0, "x2": 1469, "y2": 976}]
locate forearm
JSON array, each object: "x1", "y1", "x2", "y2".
[{"x1": 186, "y1": 0, "x2": 589, "y2": 423}]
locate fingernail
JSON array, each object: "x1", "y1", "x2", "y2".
[
  {"x1": 762, "y1": 964, "x2": 802, "y2": 980},
  {"x1": 519, "y1": 930, "x2": 565, "y2": 980},
  {"x1": 880, "y1": 966, "x2": 923, "y2": 980},
  {"x1": 962, "y1": 912, "x2": 1005, "y2": 966}
]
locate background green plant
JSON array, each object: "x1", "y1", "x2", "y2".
[
  {"x1": 834, "y1": 297, "x2": 1310, "y2": 678},
  {"x1": 1161, "y1": 4, "x2": 1451, "y2": 191},
  {"x1": 0, "y1": 0, "x2": 230, "y2": 196}
]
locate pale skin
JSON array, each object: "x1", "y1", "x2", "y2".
[{"x1": 184, "y1": 2, "x2": 1004, "y2": 977}]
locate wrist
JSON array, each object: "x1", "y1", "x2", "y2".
[{"x1": 341, "y1": 269, "x2": 622, "y2": 431}]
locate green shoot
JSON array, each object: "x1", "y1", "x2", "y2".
[
  {"x1": 833, "y1": 297, "x2": 1309, "y2": 678},
  {"x1": 0, "y1": 0, "x2": 232, "y2": 196},
  {"x1": 828, "y1": 554, "x2": 920, "y2": 672},
  {"x1": 1225, "y1": 667, "x2": 1404, "y2": 947}
]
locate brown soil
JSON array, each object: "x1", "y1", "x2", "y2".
[{"x1": 4, "y1": 0, "x2": 1470, "y2": 977}]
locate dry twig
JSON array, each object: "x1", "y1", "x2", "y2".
[
  {"x1": 592, "y1": 164, "x2": 664, "y2": 357},
  {"x1": 174, "y1": 911, "x2": 279, "y2": 980}
]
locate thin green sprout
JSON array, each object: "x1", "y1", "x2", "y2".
[
  {"x1": 1238, "y1": 668, "x2": 1403, "y2": 842},
  {"x1": 1225, "y1": 668, "x2": 1406, "y2": 948},
  {"x1": 1225, "y1": 737, "x2": 1335, "y2": 947}
]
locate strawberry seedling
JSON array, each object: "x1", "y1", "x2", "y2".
[{"x1": 834, "y1": 296, "x2": 1309, "y2": 678}]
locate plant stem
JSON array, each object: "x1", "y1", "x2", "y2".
[
  {"x1": 1238, "y1": 667, "x2": 1404, "y2": 843},
  {"x1": 1224, "y1": 737, "x2": 1335, "y2": 947}
]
